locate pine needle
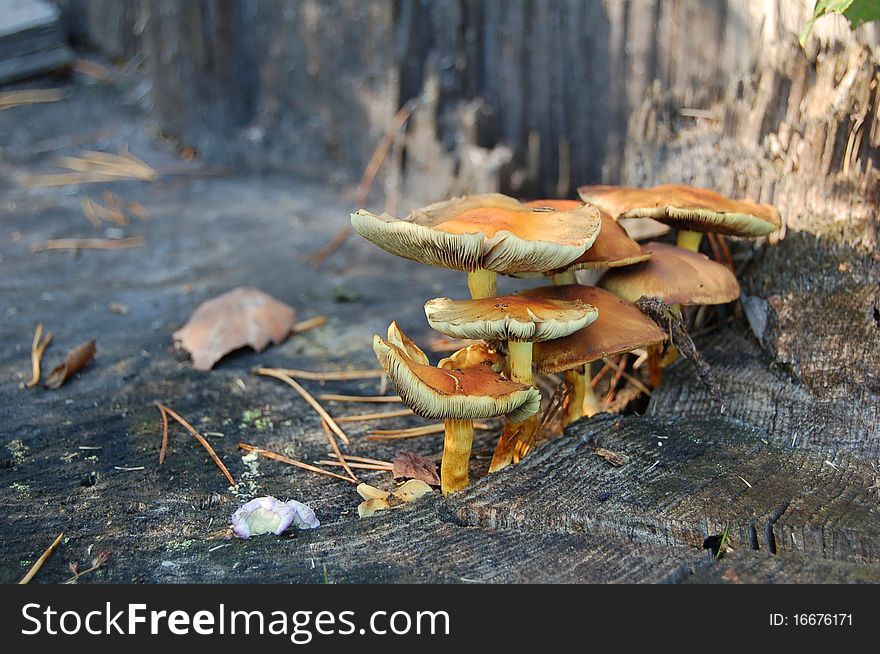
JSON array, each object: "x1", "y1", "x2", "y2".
[
  {"x1": 156, "y1": 403, "x2": 235, "y2": 486},
  {"x1": 19, "y1": 532, "x2": 64, "y2": 584},
  {"x1": 239, "y1": 443, "x2": 356, "y2": 483},
  {"x1": 255, "y1": 368, "x2": 350, "y2": 445}
]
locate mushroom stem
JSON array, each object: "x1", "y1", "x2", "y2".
[
  {"x1": 582, "y1": 373, "x2": 602, "y2": 417},
  {"x1": 490, "y1": 340, "x2": 536, "y2": 472},
  {"x1": 467, "y1": 268, "x2": 498, "y2": 299},
  {"x1": 676, "y1": 230, "x2": 703, "y2": 252},
  {"x1": 562, "y1": 367, "x2": 586, "y2": 427},
  {"x1": 552, "y1": 270, "x2": 577, "y2": 285},
  {"x1": 507, "y1": 340, "x2": 540, "y2": 460},
  {"x1": 648, "y1": 344, "x2": 663, "y2": 387},
  {"x1": 507, "y1": 340, "x2": 534, "y2": 386},
  {"x1": 441, "y1": 417, "x2": 474, "y2": 495}
]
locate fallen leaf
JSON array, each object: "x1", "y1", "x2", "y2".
[
  {"x1": 392, "y1": 451, "x2": 440, "y2": 486},
  {"x1": 45, "y1": 340, "x2": 96, "y2": 389},
  {"x1": 594, "y1": 447, "x2": 628, "y2": 467},
  {"x1": 173, "y1": 287, "x2": 296, "y2": 370}
]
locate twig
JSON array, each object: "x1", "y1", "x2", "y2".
[
  {"x1": 156, "y1": 403, "x2": 236, "y2": 486},
  {"x1": 590, "y1": 360, "x2": 613, "y2": 388},
  {"x1": 600, "y1": 357, "x2": 653, "y2": 397},
  {"x1": 31, "y1": 236, "x2": 145, "y2": 252},
  {"x1": 320, "y1": 419, "x2": 357, "y2": 482},
  {"x1": 255, "y1": 368, "x2": 350, "y2": 445},
  {"x1": 368, "y1": 422, "x2": 491, "y2": 439},
  {"x1": 320, "y1": 394, "x2": 402, "y2": 403},
  {"x1": 292, "y1": 315, "x2": 327, "y2": 334},
  {"x1": 0, "y1": 88, "x2": 65, "y2": 111},
  {"x1": 19, "y1": 532, "x2": 64, "y2": 584},
  {"x1": 604, "y1": 354, "x2": 628, "y2": 403},
  {"x1": 80, "y1": 197, "x2": 102, "y2": 228},
  {"x1": 239, "y1": 443, "x2": 356, "y2": 483},
  {"x1": 316, "y1": 460, "x2": 392, "y2": 471},
  {"x1": 25, "y1": 323, "x2": 53, "y2": 388},
  {"x1": 157, "y1": 403, "x2": 170, "y2": 464},
  {"x1": 429, "y1": 337, "x2": 480, "y2": 352},
  {"x1": 636, "y1": 296, "x2": 722, "y2": 408},
  {"x1": 269, "y1": 368, "x2": 384, "y2": 381},
  {"x1": 335, "y1": 408, "x2": 413, "y2": 422},
  {"x1": 328, "y1": 453, "x2": 392, "y2": 466},
  {"x1": 309, "y1": 98, "x2": 419, "y2": 267}
]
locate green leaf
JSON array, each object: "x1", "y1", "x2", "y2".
[
  {"x1": 800, "y1": 0, "x2": 880, "y2": 45},
  {"x1": 843, "y1": 0, "x2": 880, "y2": 29}
]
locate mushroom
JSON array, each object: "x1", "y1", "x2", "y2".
[
  {"x1": 523, "y1": 199, "x2": 650, "y2": 284},
  {"x1": 597, "y1": 241, "x2": 740, "y2": 385},
  {"x1": 577, "y1": 183, "x2": 780, "y2": 252},
  {"x1": 424, "y1": 294, "x2": 597, "y2": 471},
  {"x1": 351, "y1": 194, "x2": 602, "y2": 299},
  {"x1": 526, "y1": 285, "x2": 667, "y2": 423},
  {"x1": 373, "y1": 326, "x2": 540, "y2": 495},
  {"x1": 598, "y1": 241, "x2": 741, "y2": 305}
]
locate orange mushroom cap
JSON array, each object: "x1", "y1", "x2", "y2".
[
  {"x1": 578, "y1": 183, "x2": 781, "y2": 237},
  {"x1": 598, "y1": 241, "x2": 741, "y2": 306},
  {"x1": 525, "y1": 285, "x2": 668, "y2": 374}
]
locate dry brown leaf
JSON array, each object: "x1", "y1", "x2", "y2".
[
  {"x1": 45, "y1": 340, "x2": 96, "y2": 389},
  {"x1": 594, "y1": 447, "x2": 628, "y2": 467},
  {"x1": 392, "y1": 451, "x2": 440, "y2": 486},
  {"x1": 174, "y1": 287, "x2": 296, "y2": 371}
]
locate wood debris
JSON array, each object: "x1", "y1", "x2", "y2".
[
  {"x1": 31, "y1": 236, "x2": 145, "y2": 252},
  {"x1": 0, "y1": 88, "x2": 65, "y2": 111},
  {"x1": 25, "y1": 148, "x2": 159, "y2": 186},
  {"x1": 368, "y1": 422, "x2": 491, "y2": 440},
  {"x1": 335, "y1": 408, "x2": 413, "y2": 423},
  {"x1": 269, "y1": 368, "x2": 385, "y2": 381},
  {"x1": 594, "y1": 447, "x2": 628, "y2": 467}
]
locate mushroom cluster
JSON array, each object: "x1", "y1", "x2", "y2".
[{"x1": 353, "y1": 186, "x2": 779, "y2": 494}]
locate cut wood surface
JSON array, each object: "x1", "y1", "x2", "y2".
[{"x1": 452, "y1": 415, "x2": 880, "y2": 565}]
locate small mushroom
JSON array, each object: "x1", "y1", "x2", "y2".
[
  {"x1": 351, "y1": 194, "x2": 601, "y2": 299},
  {"x1": 373, "y1": 326, "x2": 540, "y2": 495},
  {"x1": 578, "y1": 183, "x2": 781, "y2": 252},
  {"x1": 425, "y1": 294, "x2": 597, "y2": 471},
  {"x1": 523, "y1": 199, "x2": 650, "y2": 284},
  {"x1": 598, "y1": 241, "x2": 740, "y2": 385},
  {"x1": 527, "y1": 285, "x2": 667, "y2": 423}
]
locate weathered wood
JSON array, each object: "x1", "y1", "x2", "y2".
[
  {"x1": 651, "y1": 329, "x2": 880, "y2": 457},
  {"x1": 452, "y1": 415, "x2": 880, "y2": 565},
  {"x1": 61, "y1": 0, "x2": 811, "y2": 196},
  {"x1": 688, "y1": 550, "x2": 880, "y2": 584},
  {"x1": 0, "y1": 0, "x2": 73, "y2": 84}
]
